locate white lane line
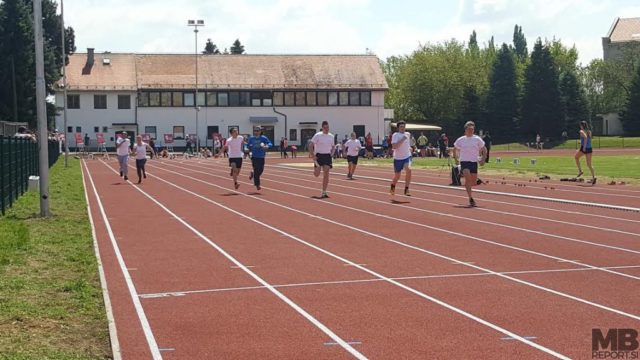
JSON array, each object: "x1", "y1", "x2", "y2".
[
  {"x1": 276, "y1": 164, "x2": 640, "y2": 219},
  {"x1": 83, "y1": 161, "x2": 163, "y2": 360},
  {"x1": 153, "y1": 162, "x2": 640, "y2": 322},
  {"x1": 138, "y1": 265, "x2": 640, "y2": 299},
  {"x1": 325, "y1": 341, "x2": 363, "y2": 346},
  {"x1": 174, "y1": 162, "x2": 640, "y2": 281},
  {"x1": 81, "y1": 161, "x2": 122, "y2": 360},
  {"x1": 135, "y1": 165, "x2": 573, "y2": 359},
  {"x1": 264, "y1": 166, "x2": 640, "y2": 238},
  {"x1": 502, "y1": 336, "x2": 538, "y2": 341},
  {"x1": 101, "y1": 161, "x2": 367, "y2": 360}
]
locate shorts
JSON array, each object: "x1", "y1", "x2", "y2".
[
  {"x1": 365, "y1": 145, "x2": 374, "y2": 152},
  {"x1": 316, "y1": 153, "x2": 333, "y2": 168},
  {"x1": 460, "y1": 161, "x2": 478, "y2": 174},
  {"x1": 229, "y1": 158, "x2": 243, "y2": 169},
  {"x1": 580, "y1": 147, "x2": 593, "y2": 154},
  {"x1": 347, "y1": 155, "x2": 359, "y2": 165},
  {"x1": 393, "y1": 157, "x2": 412, "y2": 173}
]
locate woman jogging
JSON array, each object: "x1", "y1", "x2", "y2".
[
  {"x1": 575, "y1": 120, "x2": 596, "y2": 184},
  {"x1": 132, "y1": 135, "x2": 155, "y2": 184},
  {"x1": 222, "y1": 128, "x2": 244, "y2": 190},
  {"x1": 247, "y1": 127, "x2": 272, "y2": 191},
  {"x1": 453, "y1": 121, "x2": 487, "y2": 207},
  {"x1": 344, "y1": 132, "x2": 362, "y2": 179}
]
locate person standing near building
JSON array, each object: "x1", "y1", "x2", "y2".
[
  {"x1": 84, "y1": 133, "x2": 90, "y2": 151},
  {"x1": 222, "y1": 128, "x2": 244, "y2": 190},
  {"x1": 390, "y1": 121, "x2": 412, "y2": 197},
  {"x1": 575, "y1": 120, "x2": 596, "y2": 184},
  {"x1": 247, "y1": 127, "x2": 272, "y2": 191},
  {"x1": 132, "y1": 135, "x2": 155, "y2": 184},
  {"x1": 482, "y1": 131, "x2": 492, "y2": 162},
  {"x1": 453, "y1": 121, "x2": 487, "y2": 207},
  {"x1": 116, "y1": 131, "x2": 131, "y2": 181},
  {"x1": 344, "y1": 132, "x2": 362, "y2": 179},
  {"x1": 417, "y1": 132, "x2": 428, "y2": 157},
  {"x1": 365, "y1": 133, "x2": 374, "y2": 159},
  {"x1": 310, "y1": 121, "x2": 335, "y2": 198}
]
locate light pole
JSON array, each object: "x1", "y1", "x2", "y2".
[
  {"x1": 187, "y1": 19, "x2": 204, "y2": 154},
  {"x1": 60, "y1": 0, "x2": 69, "y2": 167}
]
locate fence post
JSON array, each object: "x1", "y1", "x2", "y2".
[
  {"x1": 0, "y1": 136, "x2": 4, "y2": 215},
  {"x1": 623, "y1": 136, "x2": 625, "y2": 149}
]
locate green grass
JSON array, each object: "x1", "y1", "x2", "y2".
[
  {"x1": 491, "y1": 136, "x2": 640, "y2": 151},
  {"x1": 348, "y1": 154, "x2": 640, "y2": 181},
  {"x1": 0, "y1": 158, "x2": 111, "y2": 359}
]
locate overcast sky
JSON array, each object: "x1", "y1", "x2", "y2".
[{"x1": 63, "y1": 0, "x2": 640, "y2": 65}]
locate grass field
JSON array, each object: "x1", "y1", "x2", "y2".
[
  {"x1": 0, "y1": 159, "x2": 111, "y2": 360},
  {"x1": 491, "y1": 136, "x2": 640, "y2": 151},
  {"x1": 345, "y1": 154, "x2": 640, "y2": 181}
]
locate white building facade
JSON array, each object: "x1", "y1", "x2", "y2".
[{"x1": 56, "y1": 50, "x2": 388, "y2": 150}]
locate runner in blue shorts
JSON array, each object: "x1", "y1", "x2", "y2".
[{"x1": 390, "y1": 121, "x2": 412, "y2": 197}]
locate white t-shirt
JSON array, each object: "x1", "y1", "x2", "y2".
[
  {"x1": 454, "y1": 135, "x2": 485, "y2": 162},
  {"x1": 226, "y1": 136, "x2": 244, "y2": 158},
  {"x1": 134, "y1": 143, "x2": 148, "y2": 160},
  {"x1": 116, "y1": 138, "x2": 130, "y2": 156},
  {"x1": 344, "y1": 139, "x2": 362, "y2": 157},
  {"x1": 392, "y1": 132, "x2": 412, "y2": 160},
  {"x1": 311, "y1": 132, "x2": 334, "y2": 154}
]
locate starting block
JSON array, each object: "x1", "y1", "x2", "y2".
[
  {"x1": 530, "y1": 159, "x2": 537, "y2": 165},
  {"x1": 513, "y1": 158, "x2": 520, "y2": 165},
  {"x1": 495, "y1": 158, "x2": 502, "y2": 164}
]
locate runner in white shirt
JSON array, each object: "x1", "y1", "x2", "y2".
[
  {"x1": 453, "y1": 121, "x2": 487, "y2": 207},
  {"x1": 221, "y1": 128, "x2": 244, "y2": 189},
  {"x1": 310, "y1": 121, "x2": 335, "y2": 199},
  {"x1": 132, "y1": 135, "x2": 156, "y2": 184},
  {"x1": 390, "y1": 121, "x2": 412, "y2": 197},
  {"x1": 116, "y1": 132, "x2": 131, "y2": 181},
  {"x1": 344, "y1": 132, "x2": 362, "y2": 180}
]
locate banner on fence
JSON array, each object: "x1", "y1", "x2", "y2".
[
  {"x1": 142, "y1": 133, "x2": 151, "y2": 142},
  {"x1": 96, "y1": 133, "x2": 105, "y2": 144},
  {"x1": 164, "y1": 134, "x2": 174, "y2": 144},
  {"x1": 75, "y1": 133, "x2": 84, "y2": 144}
]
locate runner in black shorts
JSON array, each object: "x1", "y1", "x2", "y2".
[
  {"x1": 222, "y1": 128, "x2": 245, "y2": 189},
  {"x1": 453, "y1": 121, "x2": 487, "y2": 207},
  {"x1": 310, "y1": 121, "x2": 335, "y2": 198},
  {"x1": 344, "y1": 132, "x2": 362, "y2": 179},
  {"x1": 575, "y1": 120, "x2": 596, "y2": 184}
]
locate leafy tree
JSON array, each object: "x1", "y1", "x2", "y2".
[
  {"x1": 521, "y1": 39, "x2": 563, "y2": 138},
  {"x1": 467, "y1": 30, "x2": 479, "y2": 57},
  {"x1": 203, "y1": 38, "x2": 220, "y2": 54},
  {"x1": 620, "y1": 64, "x2": 640, "y2": 135},
  {"x1": 486, "y1": 44, "x2": 518, "y2": 141},
  {"x1": 230, "y1": 39, "x2": 245, "y2": 54}
]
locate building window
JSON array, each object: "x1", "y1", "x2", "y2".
[
  {"x1": 94, "y1": 126, "x2": 99, "y2": 133},
  {"x1": 67, "y1": 126, "x2": 72, "y2": 133},
  {"x1": 263, "y1": 97, "x2": 272, "y2": 106},
  {"x1": 289, "y1": 129, "x2": 297, "y2": 141},
  {"x1": 184, "y1": 92, "x2": 195, "y2": 107},
  {"x1": 160, "y1": 92, "x2": 172, "y2": 107},
  {"x1": 353, "y1": 125, "x2": 365, "y2": 138},
  {"x1": 172, "y1": 92, "x2": 183, "y2": 107},
  {"x1": 273, "y1": 92, "x2": 284, "y2": 106},
  {"x1": 149, "y1": 92, "x2": 160, "y2": 106},
  {"x1": 306, "y1": 92, "x2": 317, "y2": 106},
  {"x1": 67, "y1": 94, "x2": 80, "y2": 109},
  {"x1": 339, "y1": 91, "x2": 349, "y2": 106},
  {"x1": 218, "y1": 92, "x2": 229, "y2": 106},
  {"x1": 239, "y1": 92, "x2": 250, "y2": 106},
  {"x1": 207, "y1": 92, "x2": 217, "y2": 106},
  {"x1": 251, "y1": 97, "x2": 261, "y2": 106},
  {"x1": 317, "y1": 91, "x2": 328, "y2": 106},
  {"x1": 295, "y1": 92, "x2": 306, "y2": 106},
  {"x1": 229, "y1": 92, "x2": 240, "y2": 106},
  {"x1": 328, "y1": 91, "x2": 338, "y2": 106},
  {"x1": 138, "y1": 92, "x2": 149, "y2": 107},
  {"x1": 197, "y1": 92, "x2": 206, "y2": 106},
  {"x1": 145, "y1": 126, "x2": 157, "y2": 140},
  {"x1": 102, "y1": 126, "x2": 108, "y2": 132},
  {"x1": 173, "y1": 126, "x2": 185, "y2": 140},
  {"x1": 251, "y1": 92, "x2": 265, "y2": 106},
  {"x1": 284, "y1": 92, "x2": 295, "y2": 106},
  {"x1": 118, "y1": 95, "x2": 131, "y2": 109},
  {"x1": 349, "y1": 92, "x2": 360, "y2": 106},
  {"x1": 75, "y1": 126, "x2": 81, "y2": 133},
  {"x1": 360, "y1": 91, "x2": 371, "y2": 106},
  {"x1": 94, "y1": 94, "x2": 107, "y2": 109}
]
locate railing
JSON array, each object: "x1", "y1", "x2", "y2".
[{"x1": 0, "y1": 136, "x2": 60, "y2": 215}]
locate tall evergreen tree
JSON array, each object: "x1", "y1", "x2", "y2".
[
  {"x1": 486, "y1": 44, "x2": 518, "y2": 141},
  {"x1": 203, "y1": 38, "x2": 220, "y2": 54},
  {"x1": 559, "y1": 71, "x2": 589, "y2": 136},
  {"x1": 512, "y1": 24, "x2": 528, "y2": 61},
  {"x1": 458, "y1": 85, "x2": 483, "y2": 131},
  {"x1": 230, "y1": 39, "x2": 245, "y2": 54},
  {"x1": 467, "y1": 30, "x2": 479, "y2": 56},
  {"x1": 521, "y1": 39, "x2": 563, "y2": 138},
  {"x1": 620, "y1": 64, "x2": 640, "y2": 135}
]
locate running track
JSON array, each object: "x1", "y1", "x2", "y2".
[{"x1": 81, "y1": 156, "x2": 640, "y2": 359}]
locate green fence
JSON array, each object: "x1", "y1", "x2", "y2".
[{"x1": 0, "y1": 136, "x2": 60, "y2": 215}]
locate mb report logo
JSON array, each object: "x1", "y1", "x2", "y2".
[{"x1": 592, "y1": 329, "x2": 639, "y2": 359}]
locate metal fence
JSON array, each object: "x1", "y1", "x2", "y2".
[{"x1": 0, "y1": 136, "x2": 60, "y2": 215}]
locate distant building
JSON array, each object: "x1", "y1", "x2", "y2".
[{"x1": 55, "y1": 49, "x2": 388, "y2": 149}]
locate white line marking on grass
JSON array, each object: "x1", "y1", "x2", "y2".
[
  {"x1": 154, "y1": 162, "x2": 640, "y2": 322},
  {"x1": 100, "y1": 161, "x2": 368, "y2": 360},
  {"x1": 83, "y1": 161, "x2": 163, "y2": 360},
  {"x1": 136, "y1": 163, "x2": 572, "y2": 359}
]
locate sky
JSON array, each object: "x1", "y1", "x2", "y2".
[{"x1": 63, "y1": 0, "x2": 640, "y2": 65}]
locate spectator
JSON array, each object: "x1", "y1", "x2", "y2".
[
  {"x1": 365, "y1": 132, "x2": 374, "y2": 160},
  {"x1": 562, "y1": 130, "x2": 568, "y2": 141},
  {"x1": 482, "y1": 131, "x2": 492, "y2": 162},
  {"x1": 186, "y1": 137, "x2": 193, "y2": 154},
  {"x1": 84, "y1": 133, "x2": 90, "y2": 149},
  {"x1": 280, "y1": 137, "x2": 288, "y2": 158},
  {"x1": 149, "y1": 139, "x2": 156, "y2": 158},
  {"x1": 417, "y1": 132, "x2": 428, "y2": 157},
  {"x1": 438, "y1": 133, "x2": 449, "y2": 158},
  {"x1": 14, "y1": 127, "x2": 36, "y2": 142},
  {"x1": 536, "y1": 133, "x2": 542, "y2": 150}
]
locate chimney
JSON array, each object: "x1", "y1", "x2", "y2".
[{"x1": 87, "y1": 48, "x2": 94, "y2": 67}]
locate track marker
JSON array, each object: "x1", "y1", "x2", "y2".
[
  {"x1": 344, "y1": 263, "x2": 367, "y2": 267},
  {"x1": 127, "y1": 268, "x2": 138, "y2": 271},
  {"x1": 158, "y1": 348, "x2": 175, "y2": 352},
  {"x1": 502, "y1": 336, "x2": 537, "y2": 341},
  {"x1": 325, "y1": 341, "x2": 362, "y2": 346},
  {"x1": 557, "y1": 260, "x2": 580, "y2": 263},
  {"x1": 231, "y1": 265, "x2": 256, "y2": 269},
  {"x1": 451, "y1": 262, "x2": 475, "y2": 265}
]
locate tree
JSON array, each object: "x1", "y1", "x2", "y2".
[
  {"x1": 559, "y1": 71, "x2": 589, "y2": 136},
  {"x1": 467, "y1": 30, "x2": 479, "y2": 57},
  {"x1": 203, "y1": 38, "x2": 220, "y2": 54},
  {"x1": 486, "y1": 44, "x2": 518, "y2": 141},
  {"x1": 620, "y1": 64, "x2": 640, "y2": 135},
  {"x1": 521, "y1": 39, "x2": 563, "y2": 139},
  {"x1": 512, "y1": 24, "x2": 528, "y2": 61},
  {"x1": 230, "y1": 39, "x2": 245, "y2": 54},
  {"x1": 458, "y1": 86, "x2": 483, "y2": 132}
]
